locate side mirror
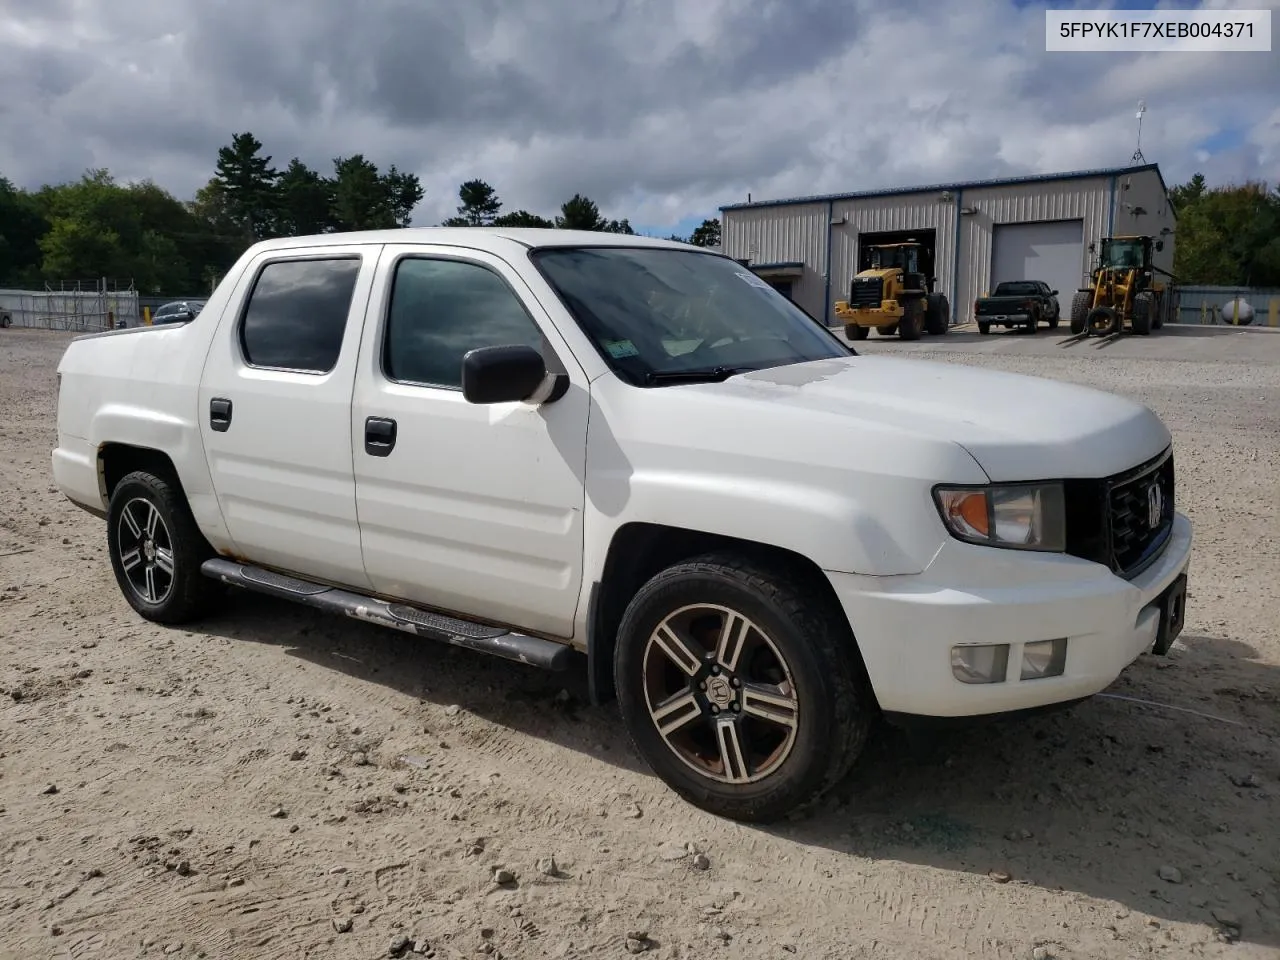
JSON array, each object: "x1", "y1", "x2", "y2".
[
  {"x1": 1155, "y1": 240, "x2": 1164, "y2": 252},
  {"x1": 1050, "y1": 290, "x2": 1059, "y2": 296},
  {"x1": 181, "y1": 310, "x2": 196, "y2": 322},
  {"x1": 1088, "y1": 242, "x2": 1096, "y2": 253},
  {"x1": 462, "y1": 344, "x2": 548, "y2": 404}
]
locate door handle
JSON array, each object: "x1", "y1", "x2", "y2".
[
  {"x1": 210, "y1": 397, "x2": 233, "y2": 432},
  {"x1": 364, "y1": 416, "x2": 397, "y2": 457}
]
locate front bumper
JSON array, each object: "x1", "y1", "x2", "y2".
[
  {"x1": 826, "y1": 511, "x2": 1192, "y2": 718},
  {"x1": 978, "y1": 313, "x2": 1031, "y2": 323}
]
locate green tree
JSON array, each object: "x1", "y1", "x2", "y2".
[
  {"x1": 382, "y1": 164, "x2": 424, "y2": 228},
  {"x1": 601, "y1": 217, "x2": 635, "y2": 234},
  {"x1": 443, "y1": 179, "x2": 502, "y2": 226},
  {"x1": 29, "y1": 169, "x2": 204, "y2": 291},
  {"x1": 491, "y1": 209, "x2": 555, "y2": 228},
  {"x1": 276, "y1": 158, "x2": 334, "y2": 236},
  {"x1": 37, "y1": 215, "x2": 123, "y2": 281},
  {"x1": 556, "y1": 193, "x2": 606, "y2": 230},
  {"x1": 212, "y1": 132, "x2": 280, "y2": 241},
  {"x1": 329, "y1": 155, "x2": 422, "y2": 230},
  {"x1": 1169, "y1": 173, "x2": 1206, "y2": 214},
  {"x1": 689, "y1": 217, "x2": 721, "y2": 247},
  {"x1": 1171, "y1": 177, "x2": 1280, "y2": 286},
  {"x1": 330, "y1": 154, "x2": 395, "y2": 230},
  {"x1": 0, "y1": 176, "x2": 50, "y2": 286}
]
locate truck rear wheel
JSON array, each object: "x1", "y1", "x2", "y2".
[
  {"x1": 613, "y1": 553, "x2": 873, "y2": 823},
  {"x1": 845, "y1": 323, "x2": 869, "y2": 341},
  {"x1": 1132, "y1": 292, "x2": 1154, "y2": 335},
  {"x1": 106, "y1": 470, "x2": 222, "y2": 624},
  {"x1": 876, "y1": 324, "x2": 898, "y2": 337},
  {"x1": 1070, "y1": 292, "x2": 1091, "y2": 334},
  {"x1": 924, "y1": 293, "x2": 949, "y2": 335}
]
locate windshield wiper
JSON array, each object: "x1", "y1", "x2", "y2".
[{"x1": 645, "y1": 365, "x2": 744, "y2": 384}]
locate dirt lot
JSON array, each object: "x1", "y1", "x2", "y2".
[{"x1": 2, "y1": 325, "x2": 1279, "y2": 960}]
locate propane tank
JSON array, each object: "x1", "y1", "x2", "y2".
[{"x1": 1222, "y1": 298, "x2": 1254, "y2": 325}]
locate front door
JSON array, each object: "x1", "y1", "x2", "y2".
[
  {"x1": 198, "y1": 244, "x2": 380, "y2": 590},
  {"x1": 351, "y1": 245, "x2": 589, "y2": 639}
]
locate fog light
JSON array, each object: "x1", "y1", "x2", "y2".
[
  {"x1": 951, "y1": 644, "x2": 1009, "y2": 684},
  {"x1": 1020, "y1": 638, "x2": 1067, "y2": 680}
]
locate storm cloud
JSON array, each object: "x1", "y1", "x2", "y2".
[{"x1": 1, "y1": 0, "x2": 1276, "y2": 231}]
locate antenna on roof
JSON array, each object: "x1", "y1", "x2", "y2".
[{"x1": 1131, "y1": 99, "x2": 1146, "y2": 164}]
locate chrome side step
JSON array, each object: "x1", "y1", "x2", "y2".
[{"x1": 201, "y1": 558, "x2": 575, "y2": 671}]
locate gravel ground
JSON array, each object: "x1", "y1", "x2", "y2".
[{"x1": 2, "y1": 326, "x2": 1278, "y2": 960}]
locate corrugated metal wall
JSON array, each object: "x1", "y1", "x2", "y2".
[
  {"x1": 957, "y1": 177, "x2": 1111, "y2": 321},
  {"x1": 829, "y1": 193, "x2": 958, "y2": 322},
  {"x1": 1111, "y1": 169, "x2": 1176, "y2": 277},
  {"x1": 1173, "y1": 286, "x2": 1280, "y2": 325},
  {"x1": 721, "y1": 203, "x2": 829, "y2": 318}
]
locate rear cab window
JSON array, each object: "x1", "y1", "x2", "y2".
[{"x1": 239, "y1": 256, "x2": 363, "y2": 373}]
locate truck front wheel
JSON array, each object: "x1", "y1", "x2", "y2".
[
  {"x1": 613, "y1": 554, "x2": 873, "y2": 823},
  {"x1": 107, "y1": 470, "x2": 222, "y2": 624}
]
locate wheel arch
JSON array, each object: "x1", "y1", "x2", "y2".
[
  {"x1": 586, "y1": 521, "x2": 865, "y2": 706},
  {"x1": 98, "y1": 443, "x2": 187, "y2": 505}
]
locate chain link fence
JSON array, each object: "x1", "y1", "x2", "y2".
[{"x1": 0, "y1": 280, "x2": 139, "y2": 332}]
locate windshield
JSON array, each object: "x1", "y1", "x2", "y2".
[
  {"x1": 994, "y1": 282, "x2": 1039, "y2": 296},
  {"x1": 1100, "y1": 239, "x2": 1145, "y2": 269},
  {"x1": 529, "y1": 246, "x2": 851, "y2": 385},
  {"x1": 869, "y1": 246, "x2": 918, "y2": 272}
]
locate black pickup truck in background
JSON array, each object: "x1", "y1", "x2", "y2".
[{"x1": 973, "y1": 281, "x2": 1061, "y2": 334}]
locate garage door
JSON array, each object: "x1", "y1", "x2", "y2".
[{"x1": 990, "y1": 219, "x2": 1084, "y2": 300}]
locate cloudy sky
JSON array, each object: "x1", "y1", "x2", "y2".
[{"x1": 1, "y1": 0, "x2": 1276, "y2": 237}]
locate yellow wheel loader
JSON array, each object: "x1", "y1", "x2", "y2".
[
  {"x1": 1068, "y1": 235, "x2": 1177, "y2": 337},
  {"x1": 833, "y1": 241, "x2": 950, "y2": 341}
]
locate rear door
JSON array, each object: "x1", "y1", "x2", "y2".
[
  {"x1": 350, "y1": 243, "x2": 590, "y2": 638},
  {"x1": 198, "y1": 243, "x2": 381, "y2": 589}
]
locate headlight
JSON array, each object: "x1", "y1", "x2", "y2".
[{"x1": 933, "y1": 482, "x2": 1066, "y2": 552}]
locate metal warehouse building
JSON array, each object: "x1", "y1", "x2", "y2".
[{"x1": 719, "y1": 162, "x2": 1176, "y2": 328}]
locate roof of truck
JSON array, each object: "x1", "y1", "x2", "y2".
[{"x1": 246, "y1": 227, "x2": 698, "y2": 254}]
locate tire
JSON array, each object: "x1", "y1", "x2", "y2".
[
  {"x1": 898, "y1": 300, "x2": 923, "y2": 341},
  {"x1": 613, "y1": 553, "x2": 874, "y2": 823},
  {"x1": 977, "y1": 321, "x2": 990, "y2": 335},
  {"x1": 1047, "y1": 309, "x2": 1060, "y2": 330},
  {"x1": 924, "y1": 293, "x2": 949, "y2": 335},
  {"x1": 1151, "y1": 291, "x2": 1165, "y2": 330},
  {"x1": 1087, "y1": 306, "x2": 1119, "y2": 338},
  {"x1": 1070, "y1": 291, "x2": 1091, "y2": 334},
  {"x1": 1024, "y1": 309, "x2": 1039, "y2": 334},
  {"x1": 106, "y1": 469, "x2": 222, "y2": 624},
  {"x1": 0, "y1": 312, "x2": 11, "y2": 329},
  {"x1": 876, "y1": 324, "x2": 898, "y2": 337},
  {"x1": 1132, "y1": 292, "x2": 1154, "y2": 335},
  {"x1": 845, "y1": 323, "x2": 869, "y2": 341}
]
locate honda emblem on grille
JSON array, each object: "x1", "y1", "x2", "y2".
[{"x1": 1146, "y1": 483, "x2": 1163, "y2": 528}]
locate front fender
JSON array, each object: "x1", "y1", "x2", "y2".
[{"x1": 600, "y1": 467, "x2": 931, "y2": 575}]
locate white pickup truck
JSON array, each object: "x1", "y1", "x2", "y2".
[{"x1": 52, "y1": 228, "x2": 1192, "y2": 822}]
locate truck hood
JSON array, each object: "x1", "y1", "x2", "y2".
[{"x1": 690, "y1": 355, "x2": 1169, "y2": 481}]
